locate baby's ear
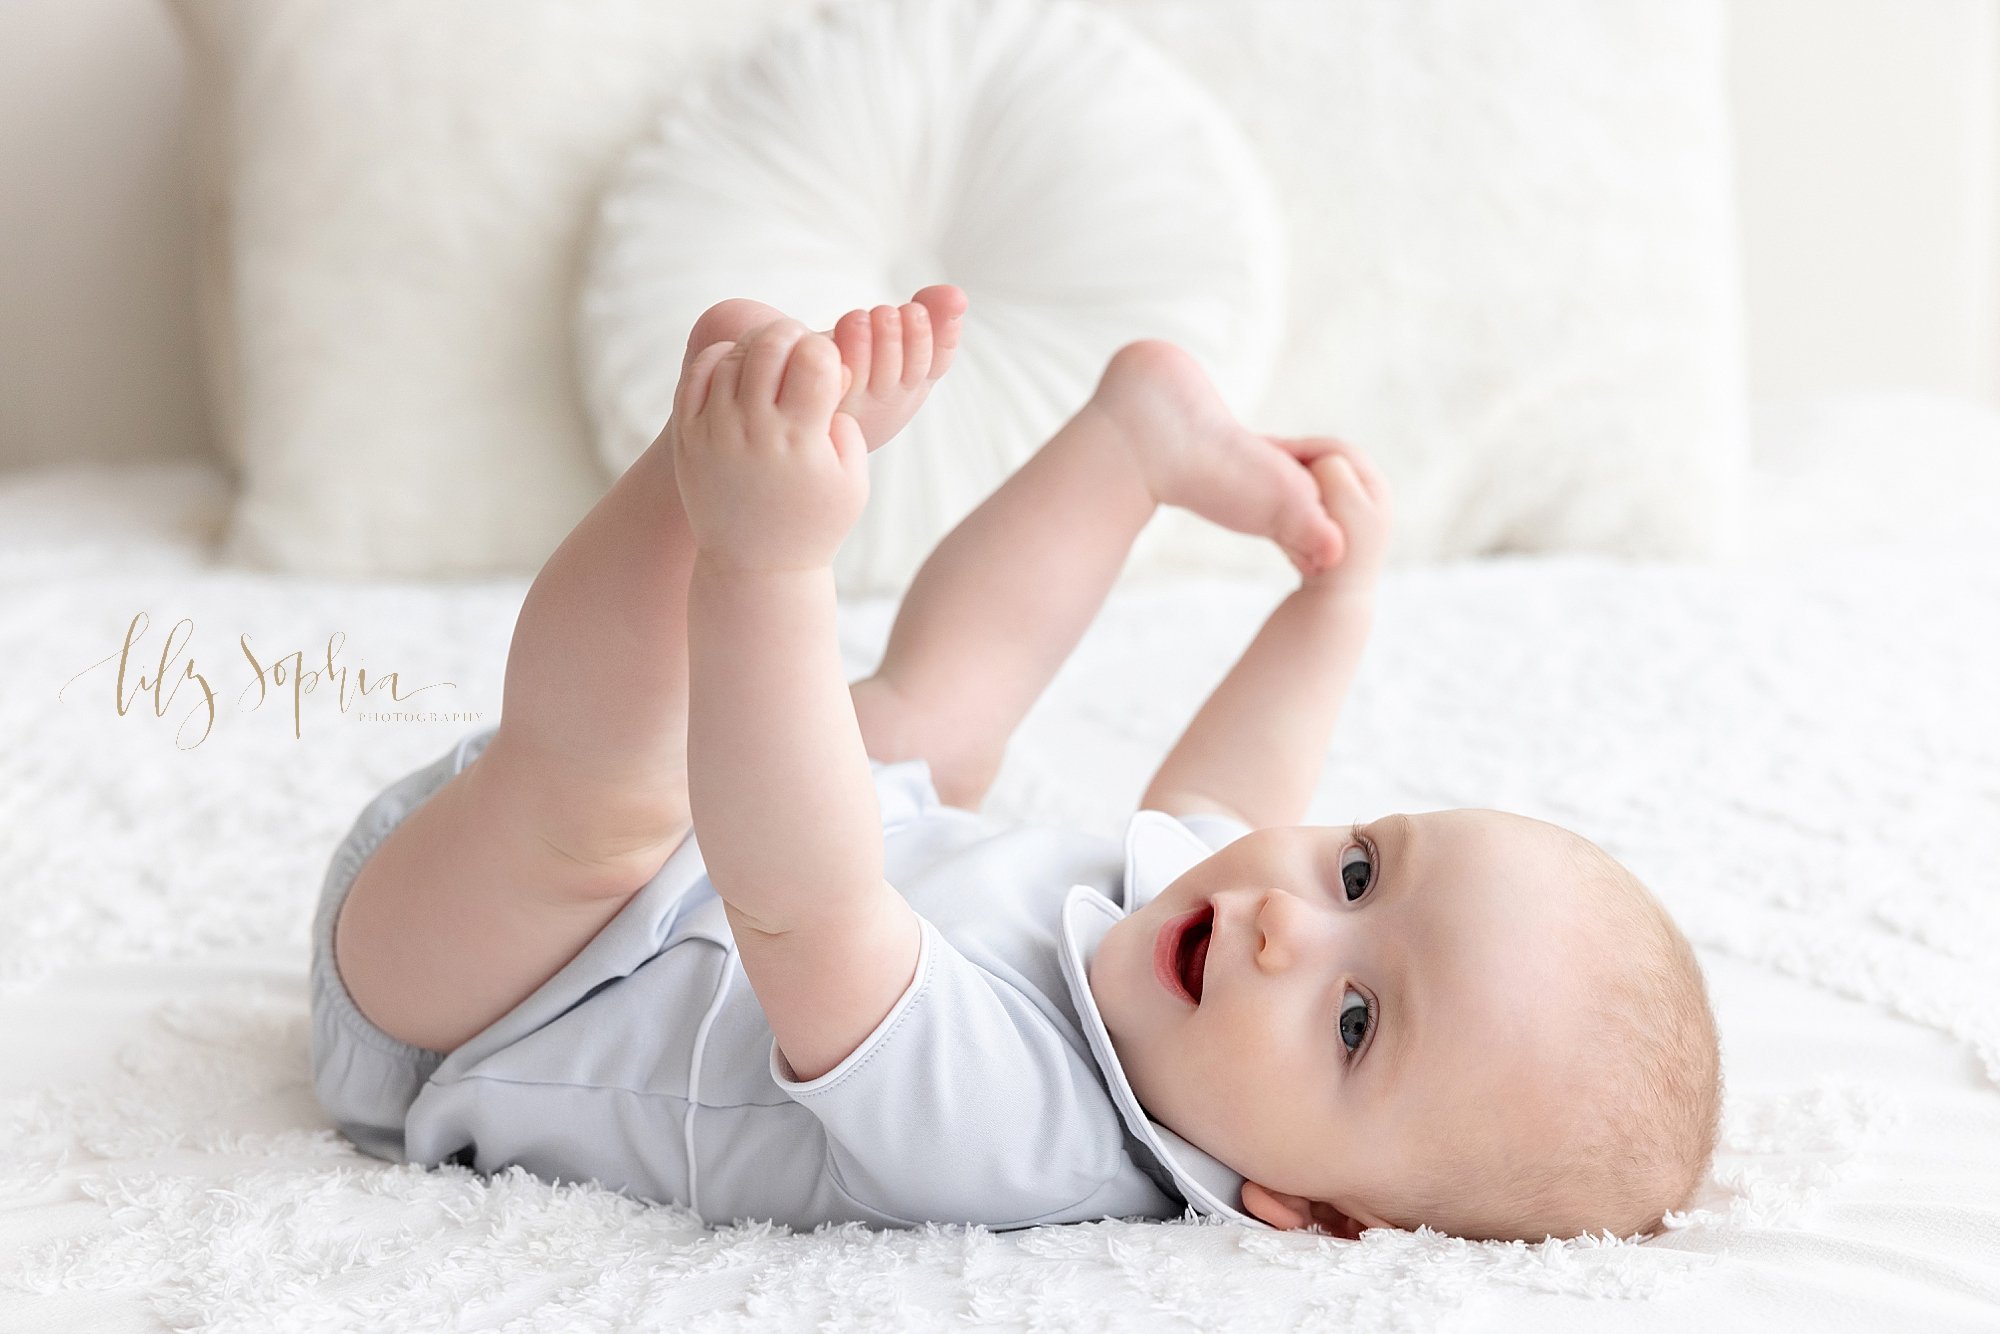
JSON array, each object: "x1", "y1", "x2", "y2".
[{"x1": 1242, "y1": 1182, "x2": 1381, "y2": 1239}]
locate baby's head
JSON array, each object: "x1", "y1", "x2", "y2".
[{"x1": 1088, "y1": 809, "x2": 1722, "y2": 1241}]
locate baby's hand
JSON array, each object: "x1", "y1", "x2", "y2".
[
  {"x1": 671, "y1": 319, "x2": 868, "y2": 572},
  {"x1": 1298, "y1": 439, "x2": 1391, "y2": 600}
]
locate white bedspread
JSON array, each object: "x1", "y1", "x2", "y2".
[{"x1": 2, "y1": 392, "x2": 1997, "y2": 1332}]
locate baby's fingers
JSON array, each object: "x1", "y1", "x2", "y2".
[
  {"x1": 1275, "y1": 436, "x2": 1346, "y2": 468},
  {"x1": 1288, "y1": 437, "x2": 1385, "y2": 506},
  {"x1": 775, "y1": 332, "x2": 844, "y2": 417},
  {"x1": 1308, "y1": 453, "x2": 1373, "y2": 519},
  {"x1": 675, "y1": 341, "x2": 735, "y2": 421},
  {"x1": 707, "y1": 344, "x2": 747, "y2": 418},
  {"x1": 1326, "y1": 442, "x2": 1389, "y2": 506},
  {"x1": 829, "y1": 410, "x2": 867, "y2": 472}
]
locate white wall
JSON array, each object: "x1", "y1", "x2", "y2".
[
  {"x1": 0, "y1": 0, "x2": 1996, "y2": 471},
  {"x1": 0, "y1": 0, "x2": 210, "y2": 470},
  {"x1": 1729, "y1": 0, "x2": 2000, "y2": 404}
]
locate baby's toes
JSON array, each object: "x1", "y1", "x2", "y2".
[
  {"x1": 899, "y1": 301, "x2": 933, "y2": 386},
  {"x1": 912, "y1": 284, "x2": 966, "y2": 380},
  {"x1": 832, "y1": 309, "x2": 873, "y2": 395},
  {"x1": 866, "y1": 305, "x2": 904, "y2": 395}
]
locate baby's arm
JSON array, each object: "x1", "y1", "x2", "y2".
[
  {"x1": 685, "y1": 562, "x2": 882, "y2": 934},
  {"x1": 1141, "y1": 443, "x2": 1392, "y2": 829},
  {"x1": 675, "y1": 319, "x2": 924, "y2": 1084}
]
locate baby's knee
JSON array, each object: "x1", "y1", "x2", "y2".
[{"x1": 849, "y1": 674, "x2": 1000, "y2": 811}]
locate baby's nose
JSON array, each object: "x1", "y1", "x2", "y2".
[{"x1": 1253, "y1": 887, "x2": 1333, "y2": 972}]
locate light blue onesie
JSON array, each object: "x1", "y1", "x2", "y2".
[{"x1": 310, "y1": 724, "x2": 1274, "y2": 1232}]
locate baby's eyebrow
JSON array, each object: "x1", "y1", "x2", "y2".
[{"x1": 1380, "y1": 812, "x2": 1415, "y2": 859}]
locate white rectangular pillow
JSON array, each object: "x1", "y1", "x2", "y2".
[{"x1": 171, "y1": 0, "x2": 826, "y2": 576}]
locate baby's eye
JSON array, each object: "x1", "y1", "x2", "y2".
[
  {"x1": 1339, "y1": 841, "x2": 1373, "y2": 901},
  {"x1": 1340, "y1": 988, "x2": 1373, "y2": 1055}
]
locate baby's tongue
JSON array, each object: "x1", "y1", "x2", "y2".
[{"x1": 1189, "y1": 933, "x2": 1209, "y2": 1002}]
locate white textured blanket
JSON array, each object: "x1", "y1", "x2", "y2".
[{"x1": 2, "y1": 392, "x2": 1997, "y2": 1331}]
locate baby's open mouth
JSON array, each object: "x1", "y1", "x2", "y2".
[{"x1": 1174, "y1": 905, "x2": 1213, "y2": 1003}]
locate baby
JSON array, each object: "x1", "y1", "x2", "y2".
[{"x1": 311, "y1": 285, "x2": 1723, "y2": 1243}]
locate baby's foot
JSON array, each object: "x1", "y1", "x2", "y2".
[
  {"x1": 825, "y1": 285, "x2": 968, "y2": 451},
  {"x1": 1088, "y1": 340, "x2": 1345, "y2": 576}
]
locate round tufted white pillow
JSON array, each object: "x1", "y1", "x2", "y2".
[{"x1": 579, "y1": 0, "x2": 1286, "y2": 595}]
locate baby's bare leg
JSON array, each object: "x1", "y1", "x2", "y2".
[
  {"x1": 848, "y1": 355, "x2": 1164, "y2": 809},
  {"x1": 333, "y1": 299, "x2": 788, "y2": 1054},
  {"x1": 333, "y1": 290, "x2": 972, "y2": 1055},
  {"x1": 851, "y1": 339, "x2": 1344, "y2": 810}
]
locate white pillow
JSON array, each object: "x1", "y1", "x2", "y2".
[
  {"x1": 578, "y1": 0, "x2": 1286, "y2": 594},
  {"x1": 174, "y1": 0, "x2": 1746, "y2": 580},
  {"x1": 1097, "y1": 0, "x2": 1750, "y2": 562},
  {"x1": 169, "y1": 0, "x2": 832, "y2": 577}
]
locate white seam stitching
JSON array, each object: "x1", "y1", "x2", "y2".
[{"x1": 681, "y1": 944, "x2": 736, "y2": 1220}]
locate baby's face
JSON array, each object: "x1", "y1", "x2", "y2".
[{"x1": 1089, "y1": 809, "x2": 1600, "y2": 1233}]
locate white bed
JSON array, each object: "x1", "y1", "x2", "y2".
[{"x1": 1, "y1": 391, "x2": 1996, "y2": 1331}]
